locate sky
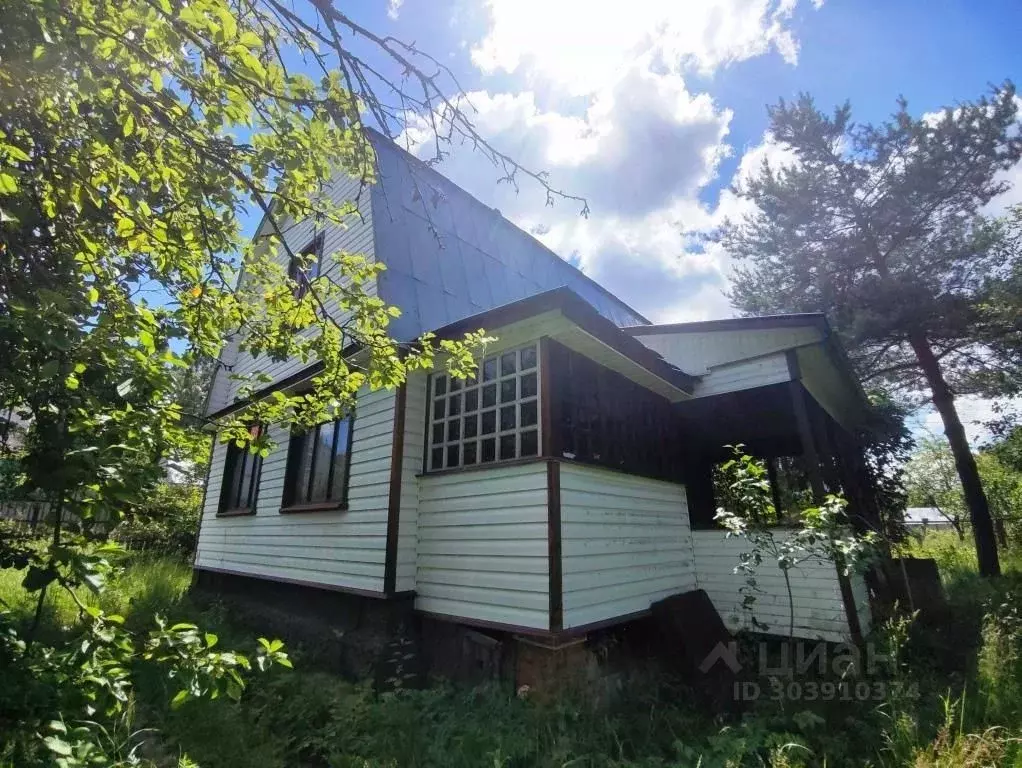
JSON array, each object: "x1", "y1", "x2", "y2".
[{"x1": 265, "y1": 0, "x2": 1022, "y2": 442}]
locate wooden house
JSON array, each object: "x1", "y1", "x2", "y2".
[{"x1": 195, "y1": 134, "x2": 877, "y2": 655}]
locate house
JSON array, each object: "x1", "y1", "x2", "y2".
[{"x1": 194, "y1": 134, "x2": 878, "y2": 666}]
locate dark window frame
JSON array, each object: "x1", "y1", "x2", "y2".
[
  {"x1": 287, "y1": 233, "x2": 324, "y2": 301},
  {"x1": 280, "y1": 412, "x2": 355, "y2": 513},
  {"x1": 217, "y1": 424, "x2": 264, "y2": 516}
]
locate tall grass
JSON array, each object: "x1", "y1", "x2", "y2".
[{"x1": 3, "y1": 535, "x2": 1022, "y2": 767}]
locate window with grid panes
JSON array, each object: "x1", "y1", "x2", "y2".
[{"x1": 428, "y1": 343, "x2": 540, "y2": 471}]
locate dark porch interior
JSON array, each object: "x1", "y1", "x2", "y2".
[{"x1": 677, "y1": 380, "x2": 882, "y2": 538}]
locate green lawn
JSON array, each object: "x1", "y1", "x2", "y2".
[{"x1": 2, "y1": 536, "x2": 1022, "y2": 767}]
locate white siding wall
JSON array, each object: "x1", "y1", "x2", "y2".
[
  {"x1": 691, "y1": 530, "x2": 867, "y2": 642},
  {"x1": 694, "y1": 352, "x2": 792, "y2": 397},
  {"x1": 195, "y1": 386, "x2": 396, "y2": 593},
  {"x1": 395, "y1": 372, "x2": 427, "y2": 592},
  {"x1": 635, "y1": 326, "x2": 821, "y2": 375},
  {"x1": 205, "y1": 175, "x2": 377, "y2": 415},
  {"x1": 559, "y1": 464, "x2": 696, "y2": 630},
  {"x1": 416, "y1": 463, "x2": 550, "y2": 630}
]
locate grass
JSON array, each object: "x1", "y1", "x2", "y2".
[{"x1": 2, "y1": 536, "x2": 1022, "y2": 767}]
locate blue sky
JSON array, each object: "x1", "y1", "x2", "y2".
[
  {"x1": 250, "y1": 0, "x2": 1022, "y2": 440},
  {"x1": 330, "y1": 0, "x2": 1021, "y2": 325}
]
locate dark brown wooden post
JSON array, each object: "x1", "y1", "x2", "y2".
[
  {"x1": 766, "y1": 457, "x2": 784, "y2": 521},
  {"x1": 788, "y1": 380, "x2": 826, "y2": 500},
  {"x1": 787, "y1": 353, "x2": 862, "y2": 642}
]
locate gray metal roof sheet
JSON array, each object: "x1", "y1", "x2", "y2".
[{"x1": 368, "y1": 134, "x2": 649, "y2": 340}]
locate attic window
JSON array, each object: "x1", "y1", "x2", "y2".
[
  {"x1": 427, "y1": 343, "x2": 540, "y2": 471},
  {"x1": 287, "y1": 234, "x2": 324, "y2": 300}
]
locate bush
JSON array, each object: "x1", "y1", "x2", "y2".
[{"x1": 115, "y1": 483, "x2": 202, "y2": 557}]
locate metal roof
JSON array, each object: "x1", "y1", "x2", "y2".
[{"x1": 368, "y1": 133, "x2": 649, "y2": 341}]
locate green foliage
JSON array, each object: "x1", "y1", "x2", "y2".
[
  {"x1": 114, "y1": 482, "x2": 203, "y2": 557},
  {"x1": 719, "y1": 83, "x2": 1022, "y2": 577},
  {"x1": 5, "y1": 552, "x2": 1022, "y2": 767},
  {"x1": 0, "y1": 553, "x2": 289, "y2": 767},
  {"x1": 905, "y1": 437, "x2": 1022, "y2": 542},
  {"x1": 719, "y1": 84, "x2": 1022, "y2": 400},
  {"x1": 714, "y1": 446, "x2": 878, "y2": 637}
]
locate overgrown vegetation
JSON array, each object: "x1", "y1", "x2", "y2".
[{"x1": 3, "y1": 537, "x2": 1022, "y2": 767}]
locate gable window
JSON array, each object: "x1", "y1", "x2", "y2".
[
  {"x1": 287, "y1": 233, "x2": 324, "y2": 300},
  {"x1": 218, "y1": 425, "x2": 263, "y2": 515},
  {"x1": 428, "y1": 343, "x2": 540, "y2": 471},
  {"x1": 282, "y1": 414, "x2": 354, "y2": 511}
]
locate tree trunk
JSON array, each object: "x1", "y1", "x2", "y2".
[
  {"x1": 908, "y1": 333, "x2": 1000, "y2": 577},
  {"x1": 995, "y1": 517, "x2": 1008, "y2": 548}
]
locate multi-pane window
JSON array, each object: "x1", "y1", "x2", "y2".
[
  {"x1": 287, "y1": 234, "x2": 323, "y2": 300},
  {"x1": 282, "y1": 415, "x2": 354, "y2": 509},
  {"x1": 428, "y1": 343, "x2": 540, "y2": 471},
  {"x1": 218, "y1": 425, "x2": 263, "y2": 514}
]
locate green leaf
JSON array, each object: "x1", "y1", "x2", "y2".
[
  {"x1": 151, "y1": 69, "x2": 164, "y2": 91},
  {"x1": 65, "y1": 375, "x2": 79, "y2": 390},
  {"x1": 0, "y1": 173, "x2": 17, "y2": 194},
  {"x1": 43, "y1": 736, "x2": 73, "y2": 757},
  {"x1": 123, "y1": 112, "x2": 135, "y2": 137},
  {"x1": 170, "y1": 689, "x2": 190, "y2": 709},
  {"x1": 22, "y1": 565, "x2": 57, "y2": 592}
]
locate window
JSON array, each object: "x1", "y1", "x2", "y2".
[
  {"x1": 218, "y1": 425, "x2": 263, "y2": 514},
  {"x1": 428, "y1": 343, "x2": 540, "y2": 471},
  {"x1": 282, "y1": 414, "x2": 354, "y2": 510},
  {"x1": 287, "y1": 234, "x2": 324, "y2": 300}
]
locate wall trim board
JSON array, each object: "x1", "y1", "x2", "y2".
[
  {"x1": 547, "y1": 460, "x2": 563, "y2": 633},
  {"x1": 383, "y1": 383, "x2": 407, "y2": 595}
]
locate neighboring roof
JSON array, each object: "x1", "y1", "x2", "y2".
[
  {"x1": 367, "y1": 132, "x2": 650, "y2": 340},
  {"x1": 430, "y1": 287, "x2": 697, "y2": 395},
  {"x1": 904, "y1": 507, "x2": 953, "y2": 525},
  {"x1": 623, "y1": 313, "x2": 827, "y2": 336}
]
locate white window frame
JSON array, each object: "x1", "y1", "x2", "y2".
[{"x1": 427, "y1": 342, "x2": 541, "y2": 471}]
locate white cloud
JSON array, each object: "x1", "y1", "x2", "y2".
[
  {"x1": 471, "y1": 0, "x2": 817, "y2": 96},
  {"x1": 405, "y1": 0, "x2": 820, "y2": 321},
  {"x1": 405, "y1": 69, "x2": 735, "y2": 321},
  {"x1": 387, "y1": 0, "x2": 404, "y2": 20},
  {"x1": 910, "y1": 396, "x2": 1021, "y2": 447}
]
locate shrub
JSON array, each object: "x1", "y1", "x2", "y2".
[{"x1": 115, "y1": 483, "x2": 203, "y2": 557}]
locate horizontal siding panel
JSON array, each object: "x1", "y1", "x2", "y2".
[
  {"x1": 561, "y1": 538, "x2": 691, "y2": 558},
  {"x1": 415, "y1": 462, "x2": 549, "y2": 630},
  {"x1": 695, "y1": 353, "x2": 790, "y2": 397},
  {"x1": 565, "y1": 572, "x2": 697, "y2": 611},
  {"x1": 691, "y1": 530, "x2": 864, "y2": 641},
  {"x1": 195, "y1": 387, "x2": 395, "y2": 594},
  {"x1": 563, "y1": 550, "x2": 692, "y2": 575},
  {"x1": 196, "y1": 557, "x2": 384, "y2": 594},
  {"x1": 416, "y1": 596, "x2": 548, "y2": 630},
  {"x1": 559, "y1": 464, "x2": 696, "y2": 630},
  {"x1": 418, "y1": 522, "x2": 547, "y2": 541},
  {"x1": 417, "y1": 539, "x2": 550, "y2": 558},
  {"x1": 413, "y1": 489, "x2": 549, "y2": 514}
]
